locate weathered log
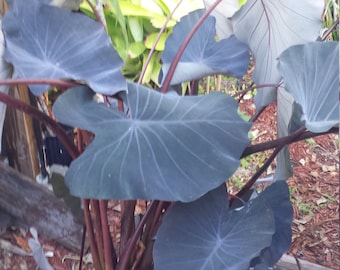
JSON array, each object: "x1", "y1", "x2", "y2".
[{"x1": 0, "y1": 162, "x2": 83, "y2": 252}]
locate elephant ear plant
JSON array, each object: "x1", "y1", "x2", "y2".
[{"x1": 0, "y1": 0, "x2": 338, "y2": 269}]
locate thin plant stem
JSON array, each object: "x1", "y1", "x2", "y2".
[
  {"x1": 236, "y1": 127, "x2": 307, "y2": 198},
  {"x1": 86, "y1": 0, "x2": 107, "y2": 29},
  {"x1": 137, "y1": 0, "x2": 185, "y2": 85},
  {"x1": 149, "y1": 201, "x2": 166, "y2": 236},
  {"x1": 161, "y1": 0, "x2": 224, "y2": 93},
  {"x1": 76, "y1": 130, "x2": 105, "y2": 270},
  {"x1": 79, "y1": 225, "x2": 87, "y2": 270},
  {"x1": 76, "y1": 131, "x2": 86, "y2": 270},
  {"x1": 241, "y1": 127, "x2": 338, "y2": 158},
  {"x1": 0, "y1": 78, "x2": 79, "y2": 88},
  {"x1": 236, "y1": 83, "x2": 255, "y2": 102},
  {"x1": 136, "y1": 201, "x2": 172, "y2": 269},
  {"x1": 321, "y1": 17, "x2": 339, "y2": 41},
  {"x1": 250, "y1": 105, "x2": 266, "y2": 123},
  {"x1": 99, "y1": 200, "x2": 116, "y2": 269},
  {"x1": 233, "y1": 83, "x2": 282, "y2": 122},
  {"x1": 91, "y1": 200, "x2": 105, "y2": 267},
  {"x1": 117, "y1": 201, "x2": 159, "y2": 270},
  {"x1": 119, "y1": 200, "x2": 136, "y2": 256},
  {"x1": 141, "y1": 204, "x2": 158, "y2": 236},
  {"x1": 232, "y1": 83, "x2": 281, "y2": 99},
  {"x1": 84, "y1": 199, "x2": 103, "y2": 270}
]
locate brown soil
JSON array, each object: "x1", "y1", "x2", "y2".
[
  {"x1": 240, "y1": 100, "x2": 339, "y2": 270},
  {"x1": 0, "y1": 98, "x2": 338, "y2": 270}
]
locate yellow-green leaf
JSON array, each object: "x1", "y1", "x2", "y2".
[
  {"x1": 128, "y1": 17, "x2": 144, "y2": 42},
  {"x1": 144, "y1": 32, "x2": 169, "y2": 51},
  {"x1": 128, "y1": 41, "x2": 146, "y2": 58}
]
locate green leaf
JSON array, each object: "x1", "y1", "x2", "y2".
[
  {"x1": 238, "y1": 0, "x2": 247, "y2": 7},
  {"x1": 52, "y1": 83, "x2": 251, "y2": 201},
  {"x1": 122, "y1": 58, "x2": 143, "y2": 80},
  {"x1": 128, "y1": 17, "x2": 144, "y2": 42},
  {"x1": 119, "y1": 1, "x2": 176, "y2": 28},
  {"x1": 79, "y1": 2, "x2": 96, "y2": 19},
  {"x1": 119, "y1": 1, "x2": 163, "y2": 19},
  {"x1": 108, "y1": 0, "x2": 128, "y2": 37},
  {"x1": 141, "y1": 52, "x2": 155, "y2": 84},
  {"x1": 128, "y1": 41, "x2": 146, "y2": 58},
  {"x1": 146, "y1": 51, "x2": 163, "y2": 86},
  {"x1": 153, "y1": 0, "x2": 171, "y2": 15},
  {"x1": 144, "y1": 32, "x2": 169, "y2": 51}
]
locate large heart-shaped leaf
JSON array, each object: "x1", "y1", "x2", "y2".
[
  {"x1": 203, "y1": 0, "x2": 239, "y2": 39},
  {"x1": 52, "y1": 83, "x2": 251, "y2": 201},
  {"x1": 278, "y1": 42, "x2": 339, "y2": 133},
  {"x1": 153, "y1": 185, "x2": 275, "y2": 270},
  {"x1": 231, "y1": 0, "x2": 324, "y2": 109},
  {"x1": 160, "y1": 9, "x2": 249, "y2": 85},
  {"x1": 251, "y1": 181, "x2": 293, "y2": 267},
  {"x1": 2, "y1": 0, "x2": 126, "y2": 95}
]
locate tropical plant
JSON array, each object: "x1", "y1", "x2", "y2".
[
  {"x1": 80, "y1": 0, "x2": 203, "y2": 86},
  {"x1": 0, "y1": 0, "x2": 338, "y2": 269}
]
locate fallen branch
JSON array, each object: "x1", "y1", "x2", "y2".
[{"x1": 0, "y1": 162, "x2": 83, "y2": 252}]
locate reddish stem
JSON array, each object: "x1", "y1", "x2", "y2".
[
  {"x1": 99, "y1": 200, "x2": 116, "y2": 269},
  {"x1": 321, "y1": 17, "x2": 339, "y2": 41},
  {"x1": 138, "y1": 0, "x2": 185, "y2": 85},
  {"x1": 161, "y1": 0, "x2": 223, "y2": 93},
  {"x1": 91, "y1": 200, "x2": 105, "y2": 267},
  {"x1": 236, "y1": 127, "x2": 307, "y2": 198},
  {"x1": 241, "y1": 127, "x2": 338, "y2": 158},
  {"x1": 117, "y1": 201, "x2": 159, "y2": 270},
  {"x1": 119, "y1": 200, "x2": 136, "y2": 257},
  {"x1": 232, "y1": 83, "x2": 281, "y2": 99},
  {"x1": 84, "y1": 199, "x2": 103, "y2": 270},
  {"x1": 0, "y1": 78, "x2": 79, "y2": 88},
  {"x1": 86, "y1": 0, "x2": 107, "y2": 29}
]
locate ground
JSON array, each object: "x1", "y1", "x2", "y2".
[
  {"x1": 246, "y1": 101, "x2": 339, "y2": 270},
  {"x1": 0, "y1": 98, "x2": 338, "y2": 270}
]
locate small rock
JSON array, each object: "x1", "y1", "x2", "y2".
[
  {"x1": 299, "y1": 158, "x2": 306, "y2": 166},
  {"x1": 310, "y1": 171, "x2": 318, "y2": 178},
  {"x1": 316, "y1": 197, "x2": 327, "y2": 205},
  {"x1": 322, "y1": 165, "x2": 336, "y2": 172}
]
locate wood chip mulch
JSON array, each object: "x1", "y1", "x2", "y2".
[{"x1": 242, "y1": 100, "x2": 339, "y2": 270}]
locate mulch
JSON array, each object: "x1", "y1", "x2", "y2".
[{"x1": 244, "y1": 100, "x2": 339, "y2": 269}]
